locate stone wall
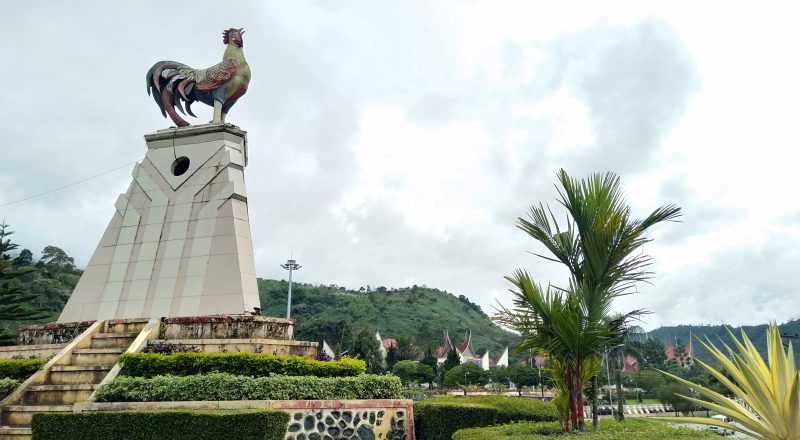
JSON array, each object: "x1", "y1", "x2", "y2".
[
  {"x1": 75, "y1": 399, "x2": 414, "y2": 440},
  {"x1": 17, "y1": 321, "x2": 95, "y2": 345},
  {"x1": 149, "y1": 338, "x2": 317, "y2": 358},
  {"x1": 159, "y1": 315, "x2": 294, "y2": 340},
  {"x1": 285, "y1": 406, "x2": 408, "y2": 440},
  {"x1": 0, "y1": 343, "x2": 66, "y2": 360}
]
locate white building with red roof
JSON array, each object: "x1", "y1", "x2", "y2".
[{"x1": 435, "y1": 330, "x2": 508, "y2": 370}]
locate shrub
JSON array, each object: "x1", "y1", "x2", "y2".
[
  {"x1": 31, "y1": 410, "x2": 289, "y2": 440},
  {"x1": 422, "y1": 395, "x2": 559, "y2": 424},
  {"x1": 451, "y1": 418, "x2": 716, "y2": 439},
  {"x1": 141, "y1": 341, "x2": 200, "y2": 354},
  {"x1": 400, "y1": 388, "x2": 449, "y2": 400},
  {"x1": 0, "y1": 359, "x2": 45, "y2": 380},
  {"x1": 94, "y1": 373, "x2": 402, "y2": 402},
  {"x1": 414, "y1": 401, "x2": 499, "y2": 440},
  {"x1": 0, "y1": 378, "x2": 21, "y2": 399},
  {"x1": 117, "y1": 352, "x2": 365, "y2": 378},
  {"x1": 415, "y1": 396, "x2": 560, "y2": 440}
]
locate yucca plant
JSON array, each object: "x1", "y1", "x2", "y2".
[{"x1": 658, "y1": 323, "x2": 799, "y2": 440}]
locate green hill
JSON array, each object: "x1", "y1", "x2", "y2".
[
  {"x1": 645, "y1": 320, "x2": 800, "y2": 366},
  {"x1": 258, "y1": 279, "x2": 518, "y2": 360}
]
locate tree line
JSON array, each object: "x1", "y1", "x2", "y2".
[{"x1": 0, "y1": 223, "x2": 81, "y2": 344}]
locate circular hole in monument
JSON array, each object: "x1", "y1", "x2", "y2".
[{"x1": 171, "y1": 156, "x2": 190, "y2": 176}]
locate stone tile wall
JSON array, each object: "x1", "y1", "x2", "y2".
[
  {"x1": 286, "y1": 408, "x2": 408, "y2": 440},
  {"x1": 76, "y1": 399, "x2": 414, "y2": 440}
]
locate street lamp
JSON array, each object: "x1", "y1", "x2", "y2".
[
  {"x1": 280, "y1": 258, "x2": 301, "y2": 320},
  {"x1": 603, "y1": 344, "x2": 624, "y2": 412},
  {"x1": 537, "y1": 365, "x2": 543, "y2": 397}
]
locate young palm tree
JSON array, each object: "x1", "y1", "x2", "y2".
[{"x1": 495, "y1": 170, "x2": 680, "y2": 432}]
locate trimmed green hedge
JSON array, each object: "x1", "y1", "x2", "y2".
[
  {"x1": 118, "y1": 352, "x2": 365, "y2": 378},
  {"x1": 31, "y1": 410, "x2": 289, "y2": 440},
  {"x1": 0, "y1": 378, "x2": 21, "y2": 400},
  {"x1": 0, "y1": 359, "x2": 45, "y2": 380},
  {"x1": 95, "y1": 372, "x2": 403, "y2": 402},
  {"x1": 415, "y1": 401, "x2": 499, "y2": 440},
  {"x1": 414, "y1": 396, "x2": 560, "y2": 440},
  {"x1": 451, "y1": 418, "x2": 717, "y2": 439},
  {"x1": 425, "y1": 395, "x2": 560, "y2": 424}
]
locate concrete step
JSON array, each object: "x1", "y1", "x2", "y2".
[
  {"x1": 48, "y1": 365, "x2": 113, "y2": 385},
  {"x1": 71, "y1": 348, "x2": 125, "y2": 366},
  {"x1": 0, "y1": 426, "x2": 31, "y2": 440},
  {"x1": 1, "y1": 405, "x2": 72, "y2": 427},
  {"x1": 22, "y1": 384, "x2": 97, "y2": 405},
  {"x1": 106, "y1": 319, "x2": 149, "y2": 334},
  {"x1": 90, "y1": 332, "x2": 138, "y2": 349}
]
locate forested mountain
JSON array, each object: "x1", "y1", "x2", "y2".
[
  {"x1": 1, "y1": 221, "x2": 520, "y2": 355},
  {"x1": 258, "y1": 279, "x2": 519, "y2": 360},
  {"x1": 4, "y1": 225, "x2": 797, "y2": 368},
  {"x1": 645, "y1": 320, "x2": 800, "y2": 366},
  {"x1": 0, "y1": 224, "x2": 80, "y2": 344}
]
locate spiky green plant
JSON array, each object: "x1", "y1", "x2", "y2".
[{"x1": 657, "y1": 324, "x2": 799, "y2": 440}]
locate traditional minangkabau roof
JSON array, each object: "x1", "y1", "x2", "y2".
[
  {"x1": 490, "y1": 346, "x2": 509, "y2": 368},
  {"x1": 675, "y1": 333, "x2": 693, "y2": 367},
  {"x1": 664, "y1": 337, "x2": 676, "y2": 360},
  {"x1": 321, "y1": 340, "x2": 336, "y2": 359},
  {"x1": 623, "y1": 354, "x2": 639, "y2": 374},
  {"x1": 457, "y1": 330, "x2": 475, "y2": 359},
  {"x1": 436, "y1": 330, "x2": 454, "y2": 358},
  {"x1": 664, "y1": 335, "x2": 693, "y2": 368}
]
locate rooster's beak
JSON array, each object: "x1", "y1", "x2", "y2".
[{"x1": 239, "y1": 28, "x2": 244, "y2": 36}]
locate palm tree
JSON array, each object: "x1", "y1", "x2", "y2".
[{"x1": 495, "y1": 170, "x2": 680, "y2": 432}]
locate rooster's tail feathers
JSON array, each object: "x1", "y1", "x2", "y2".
[{"x1": 146, "y1": 61, "x2": 196, "y2": 127}]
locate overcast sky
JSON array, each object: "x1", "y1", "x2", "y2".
[{"x1": 1, "y1": 1, "x2": 798, "y2": 329}]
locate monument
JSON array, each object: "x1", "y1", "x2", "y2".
[
  {"x1": 58, "y1": 28, "x2": 258, "y2": 322},
  {"x1": 0, "y1": 29, "x2": 414, "y2": 440}
]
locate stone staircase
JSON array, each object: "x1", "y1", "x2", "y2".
[{"x1": 0, "y1": 319, "x2": 148, "y2": 440}]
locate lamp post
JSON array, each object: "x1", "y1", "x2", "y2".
[
  {"x1": 280, "y1": 258, "x2": 301, "y2": 320},
  {"x1": 537, "y1": 365, "x2": 543, "y2": 397},
  {"x1": 604, "y1": 352, "x2": 614, "y2": 406},
  {"x1": 603, "y1": 344, "x2": 624, "y2": 414}
]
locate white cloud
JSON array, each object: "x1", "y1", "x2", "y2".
[{"x1": 1, "y1": 1, "x2": 798, "y2": 329}]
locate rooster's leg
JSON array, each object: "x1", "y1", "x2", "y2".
[{"x1": 212, "y1": 101, "x2": 223, "y2": 124}]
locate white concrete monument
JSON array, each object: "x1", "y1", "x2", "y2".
[{"x1": 58, "y1": 124, "x2": 260, "y2": 322}]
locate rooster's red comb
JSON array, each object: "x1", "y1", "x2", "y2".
[{"x1": 223, "y1": 28, "x2": 244, "y2": 46}]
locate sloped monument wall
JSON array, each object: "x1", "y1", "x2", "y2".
[{"x1": 58, "y1": 124, "x2": 260, "y2": 322}]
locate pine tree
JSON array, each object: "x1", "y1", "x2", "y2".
[
  {"x1": 0, "y1": 223, "x2": 49, "y2": 344},
  {"x1": 349, "y1": 327, "x2": 384, "y2": 374},
  {"x1": 386, "y1": 345, "x2": 399, "y2": 370},
  {"x1": 443, "y1": 347, "x2": 461, "y2": 372},
  {"x1": 421, "y1": 347, "x2": 438, "y2": 370}
]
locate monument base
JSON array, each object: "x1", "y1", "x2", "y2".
[{"x1": 58, "y1": 124, "x2": 261, "y2": 322}]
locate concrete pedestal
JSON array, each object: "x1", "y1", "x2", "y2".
[{"x1": 58, "y1": 124, "x2": 260, "y2": 322}]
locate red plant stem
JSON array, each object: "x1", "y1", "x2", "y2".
[{"x1": 567, "y1": 366, "x2": 578, "y2": 431}]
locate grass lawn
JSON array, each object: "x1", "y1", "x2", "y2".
[{"x1": 452, "y1": 418, "x2": 716, "y2": 439}]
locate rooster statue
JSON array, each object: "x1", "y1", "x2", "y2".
[{"x1": 146, "y1": 28, "x2": 250, "y2": 127}]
